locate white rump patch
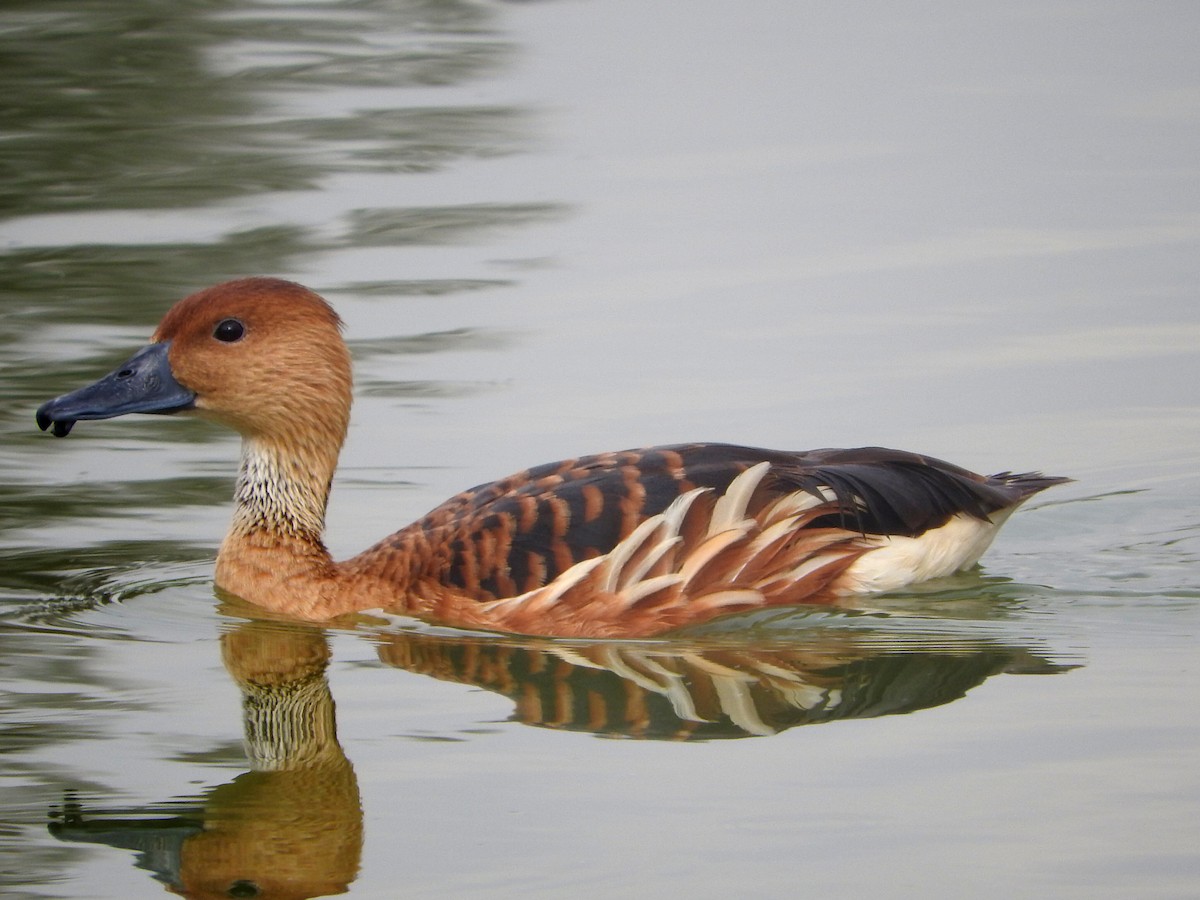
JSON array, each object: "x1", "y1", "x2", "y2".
[{"x1": 841, "y1": 508, "x2": 1017, "y2": 594}]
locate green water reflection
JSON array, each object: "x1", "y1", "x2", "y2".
[
  {"x1": 0, "y1": 0, "x2": 537, "y2": 346},
  {"x1": 1, "y1": 0, "x2": 512, "y2": 219}
]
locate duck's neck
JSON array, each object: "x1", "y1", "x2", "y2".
[
  {"x1": 230, "y1": 435, "x2": 334, "y2": 545},
  {"x1": 215, "y1": 433, "x2": 344, "y2": 616}
]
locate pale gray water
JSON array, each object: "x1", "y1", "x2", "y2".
[{"x1": 2, "y1": 2, "x2": 1198, "y2": 897}]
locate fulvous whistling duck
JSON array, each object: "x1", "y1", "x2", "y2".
[{"x1": 36, "y1": 278, "x2": 1068, "y2": 637}]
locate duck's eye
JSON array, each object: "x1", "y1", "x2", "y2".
[{"x1": 213, "y1": 318, "x2": 245, "y2": 343}]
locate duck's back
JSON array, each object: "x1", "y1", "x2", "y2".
[{"x1": 350, "y1": 443, "x2": 1066, "y2": 604}]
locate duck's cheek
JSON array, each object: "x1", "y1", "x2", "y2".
[
  {"x1": 189, "y1": 399, "x2": 268, "y2": 436},
  {"x1": 192, "y1": 398, "x2": 236, "y2": 422}
]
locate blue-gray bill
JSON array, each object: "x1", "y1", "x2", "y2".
[{"x1": 35, "y1": 341, "x2": 195, "y2": 437}]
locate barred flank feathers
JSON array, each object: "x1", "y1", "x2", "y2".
[{"x1": 474, "y1": 466, "x2": 868, "y2": 638}]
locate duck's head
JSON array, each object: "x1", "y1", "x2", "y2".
[{"x1": 36, "y1": 278, "x2": 353, "y2": 445}]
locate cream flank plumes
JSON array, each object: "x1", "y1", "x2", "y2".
[
  {"x1": 36, "y1": 278, "x2": 1070, "y2": 637},
  {"x1": 476, "y1": 464, "x2": 867, "y2": 637}
]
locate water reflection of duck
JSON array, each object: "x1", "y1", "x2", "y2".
[
  {"x1": 51, "y1": 621, "x2": 361, "y2": 899},
  {"x1": 371, "y1": 625, "x2": 1071, "y2": 740},
  {"x1": 49, "y1": 617, "x2": 1071, "y2": 895},
  {"x1": 36, "y1": 278, "x2": 1068, "y2": 637}
]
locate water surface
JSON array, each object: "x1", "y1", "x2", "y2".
[{"x1": 2, "y1": 2, "x2": 1198, "y2": 897}]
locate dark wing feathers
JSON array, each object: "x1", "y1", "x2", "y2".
[
  {"x1": 400, "y1": 443, "x2": 1065, "y2": 601},
  {"x1": 776, "y1": 464, "x2": 995, "y2": 536},
  {"x1": 772, "y1": 447, "x2": 1069, "y2": 537}
]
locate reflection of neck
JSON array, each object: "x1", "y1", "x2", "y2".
[
  {"x1": 241, "y1": 671, "x2": 341, "y2": 771},
  {"x1": 199, "y1": 624, "x2": 363, "y2": 896},
  {"x1": 221, "y1": 623, "x2": 349, "y2": 769}
]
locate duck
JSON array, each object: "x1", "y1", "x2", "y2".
[{"x1": 36, "y1": 277, "x2": 1068, "y2": 638}]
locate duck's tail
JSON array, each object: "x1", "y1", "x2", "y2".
[{"x1": 987, "y1": 470, "x2": 1074, "y2": 501}]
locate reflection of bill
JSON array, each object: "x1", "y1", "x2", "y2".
[{"x1": 49, "y1": 615, "x2": 1072, "y2": 896}]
